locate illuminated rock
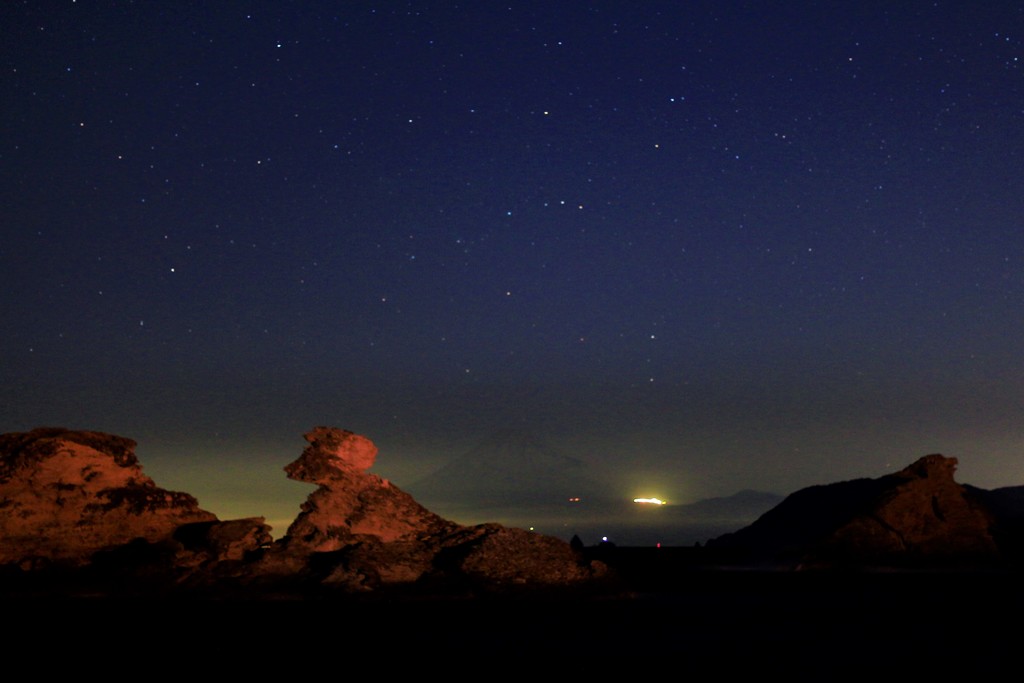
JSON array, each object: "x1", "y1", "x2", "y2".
[
  {"x1": 0, "y1": 425, "x2": 609, "y2": 595},
  {"x1": 257, "y1": 426, "x2": 607, "y2": 593},
  {"x1": 276, "y1": 427, "x2": 456, "y2": 553},
  {"x1": 0, "y1": 428, "x2": 220, "y2": 566}
]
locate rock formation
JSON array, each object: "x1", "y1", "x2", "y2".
[
  {"x1": 0, "y1": 427, "x2": 273, "y2": 591},
  {"x1": 706, "y1": 454, "x2": 1001, "y2": 568},
  {"x1": 280, "y1": 427, "x2": 455, "y2": 551},
  {"x1": 254, "y1": 427, "x2": 604, "y2": 593},
  {"x1": 6, "y1": 427, "x2": 1018, "y2": 596},
  {"x1": 1, "y1": 429, "x2": 234, "y2": 564},
  {"x1": 0, "y1": 426, "x2": 608, "y2": 597}
]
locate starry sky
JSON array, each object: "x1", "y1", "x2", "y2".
[{"x1": 3, "y1": 2, "x2": 1024, "y2": 536}]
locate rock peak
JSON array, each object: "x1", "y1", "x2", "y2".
[
  {"x1": 283, "y1": 427, "x2": 378, "y2": 484},
  {"x1": 895, "y1": 453, "x2": 957, "y2": 480}
]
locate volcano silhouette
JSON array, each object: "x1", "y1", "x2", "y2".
[{"x1": 407, "y1": 429, "x2": 614, "y2": 510}]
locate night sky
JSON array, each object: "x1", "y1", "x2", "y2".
[{"x1": 4, "y1": 2, "x2": 1024, "y2": 536}]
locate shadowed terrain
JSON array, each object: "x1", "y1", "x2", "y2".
[{"x1": 3, "y1": 427, "x2": 1024, "y2": 674}]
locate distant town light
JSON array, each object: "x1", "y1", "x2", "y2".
[{"x1": 633, "y1": 497, "x2": 666, "y2": 505}]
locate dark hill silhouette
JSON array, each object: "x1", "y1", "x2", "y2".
[
  {"x1": 965, "y1": 483, "x2": 1024, "y2": 564},
  {"x1": 968, "y1": 483, "x2": 1024, "y2": 520},
  {"x1": 705, "y1": 476, "x2": 897, "y2": 561},
  {"x1": 705, "y1": 454, "x2": 1002, "y2": 568}
]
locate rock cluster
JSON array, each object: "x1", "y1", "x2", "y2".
[{"x1": 0, "y1": 426, "x2": 607, "y2": 597}]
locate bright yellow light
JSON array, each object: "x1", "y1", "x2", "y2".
[{"x1": 633, "y1": 497, "x2": 666, "y2": 505}]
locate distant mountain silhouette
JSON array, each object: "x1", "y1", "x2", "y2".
[
  {"x1": 965, "y1": 483, "x2": 1024, "y2": 563},
  {"x1": 968, "y1": 483, "x2": 1024, "y2": 520},
  {"x1": 406, "y1": 429, "x2": 614, "y2": 509}
]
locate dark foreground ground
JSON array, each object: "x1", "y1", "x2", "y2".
[{"x1": 5, "y1": 549, "x2": 1021, "y2": 676}]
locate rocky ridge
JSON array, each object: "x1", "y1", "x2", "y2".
[
  {"x1": 705, "y1": 454, "x2": 1003, "y2": 568},
  {"x1": 4, "y1": 428, "x2": 1022, "y2": 599}
]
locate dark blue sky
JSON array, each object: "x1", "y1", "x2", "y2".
[{"x1": 3, "y1": 2, "x2": 1024, "y2": 533}]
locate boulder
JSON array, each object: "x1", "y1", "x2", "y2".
[{"x1": 278, "y1": 427, "x2": 455, "y2": 552}]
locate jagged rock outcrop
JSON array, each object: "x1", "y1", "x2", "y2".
[
  {"x1": 280, "y1": 427, "x2": 457, "y2": 551},
  {"x1": 0, "y1": 427, "x2": 306, "y2": 580},
  {"x1": 1, "y1": 428, "x2": 204, "y2": 565},
  {"x1": 255, "y1": 427, "x2": 605, "y2": 593},
  {"x1": 707, "y1": 454, "x2": 1001, "y2": 568}
]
